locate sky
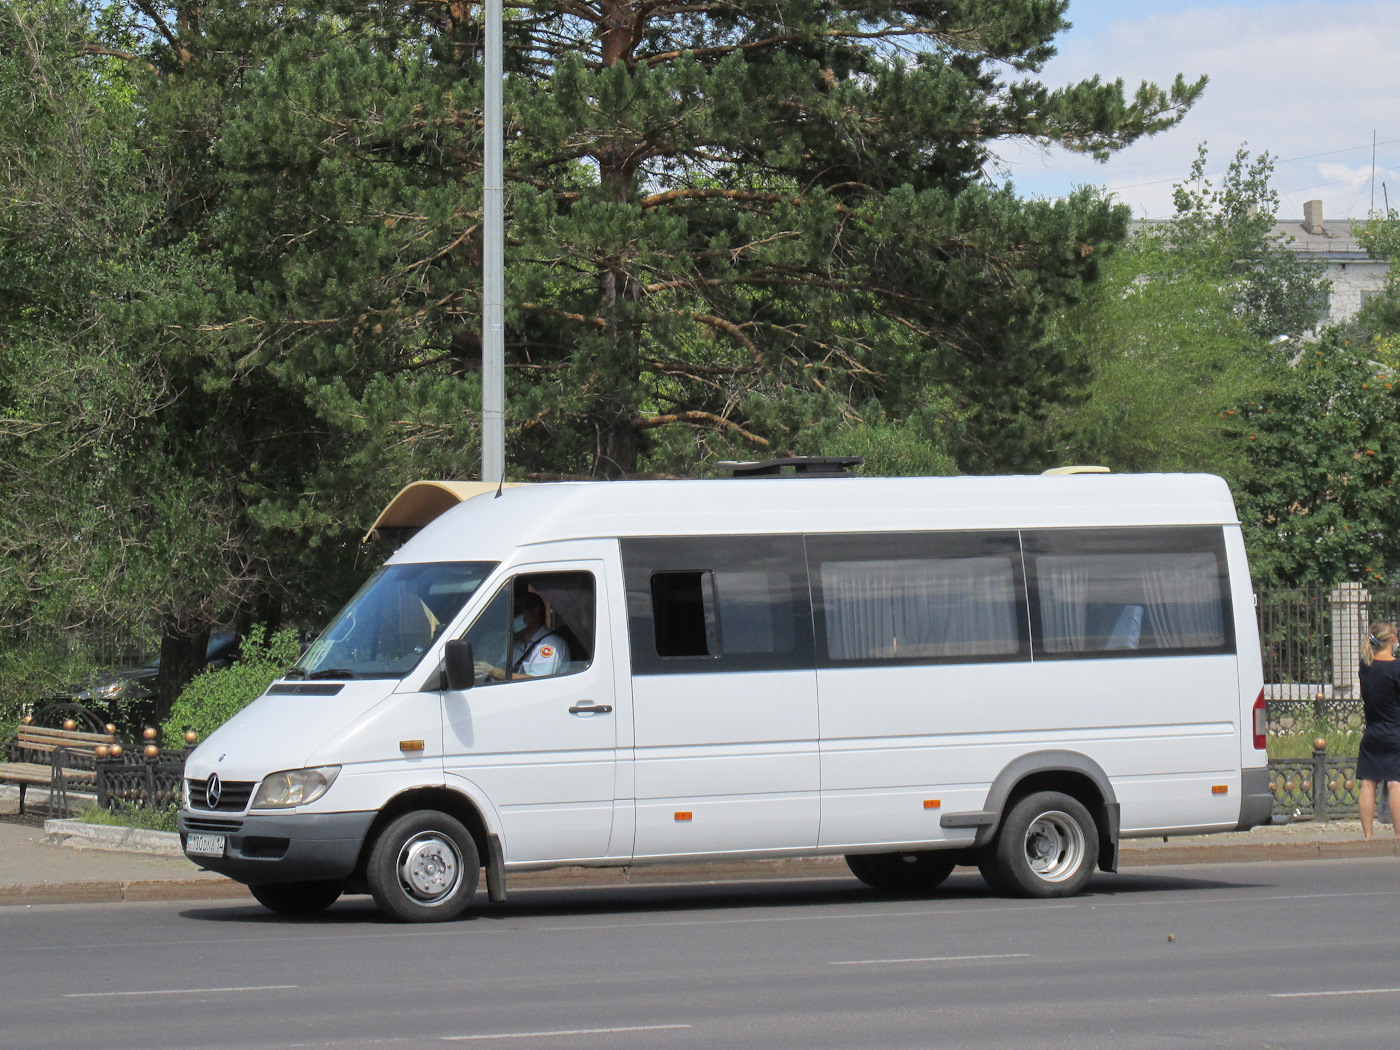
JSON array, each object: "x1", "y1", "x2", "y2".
[{"x1": 993, "y1": 0, "x2": 1400, "y2": 219}]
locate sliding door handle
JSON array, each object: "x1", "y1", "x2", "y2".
[{"x1": 568, "y1": 703, "x2": 613, "y2": 715}]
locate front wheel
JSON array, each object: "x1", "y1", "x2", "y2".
[
  {"x1": 367, "y1": 810, "x2": 480, "y2": 922},
  {"x1": 845, "y1": 851, "x2": 958, "y2": 894},
  {"x1": 249, "y1": 880, "x2": 343, "y2": 916},
  {"x1": 985, "y1": 791, "x2": 1099, "y2": 899}
]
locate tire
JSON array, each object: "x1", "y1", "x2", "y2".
[
  {"x1": 844, "y1": 851, "x2": 958, "y2": 894},
  {"x1": 984, "y1": 791, "x2": 1099, "y2": 899},
  {"x1": 367, "y1": 810, "x2": 480, "y2": 923},
  {"x1": 249, "y1": 880, "x2": 343, "y2": 916},
  {"x1": 975, "y1": 849, "x2": 1013, "y2": 895}
]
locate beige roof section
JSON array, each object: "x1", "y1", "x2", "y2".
[{"x1": 363, "y1": 480, "x2": 524, "y2": 543}]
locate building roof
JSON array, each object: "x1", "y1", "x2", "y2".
[
  {"x1": 1129, "y1": 216, "x2": 1383, "y2": 262},
  {"x1": 1266, "y1": 218, "x2": 1377, "y2": 260}
]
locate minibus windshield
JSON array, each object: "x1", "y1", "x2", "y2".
[{"x1": 291, "y1": 562, "x2": 496, "y2": 679}]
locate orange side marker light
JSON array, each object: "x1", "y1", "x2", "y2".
[
  {"x1": 923, "y1": 799, "x2": 941, "y2": 809},
  {"x1": 1212, "y1": 785, "x2": 1228, "y2": 795},
  {"x1": 674, "y1": 811, "x2": 692, "y2": 822},
  {"x1": 399, "y1": 739, "x2": 425, "y2": 753}
]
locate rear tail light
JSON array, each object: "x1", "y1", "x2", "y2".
[{"x1": 1252, "y1": 689, "x2": 1267, "y2": 750}]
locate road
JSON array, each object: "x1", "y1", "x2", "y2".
[{"x1": 4, "y1": 859, "x2": 1400, "y2": 1050}]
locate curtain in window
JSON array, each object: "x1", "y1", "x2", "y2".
[
  {"x1": 1037, "y1": 553, "x2": 1223, "y2": 652},
  {"x1": 1140, "y1": 554, "x2": 1223, "y2": 648},
  {"x1": 1038, "y1": 560, "x2": 1091, "y2": 652},
  {"x1": 821, "y1": 557, "x2": 1019, "y2": 661}
]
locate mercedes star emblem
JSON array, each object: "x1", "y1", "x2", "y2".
[{"x1": 205, "y1": 772, "x2": 222, "y2": 808}]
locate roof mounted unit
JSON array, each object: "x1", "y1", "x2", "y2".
[
  {"x1": 363, "y1": 480, "x2": 525, "y2": 544},
  {"x1": 716, "y1": 456, "x2": 863, "y2": 478},
  {"x1": 1041, "y1": 465, "x2": 1110, "y2": 475}
]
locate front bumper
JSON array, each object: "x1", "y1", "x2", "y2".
[{"x1": 178, "y1": 809, "x2": 376, "y2": 886}]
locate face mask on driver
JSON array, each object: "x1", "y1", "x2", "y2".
[{"x1": 513, "y1": 615, "x2": 527, "y2": 633}]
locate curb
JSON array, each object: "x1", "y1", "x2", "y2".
[
  {"x1": 43, "y1": 819, "x2": 183, "y2": 857},
  {"x1": 1117, "y1": 838, "x2": 1400, "y2": 866},
  {"x1": 0, "y1": 879, "x2": 252, "y2": 906}
]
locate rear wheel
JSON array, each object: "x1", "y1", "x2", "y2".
[
  {"x1": 985, "y1": 791, "x2": 1098, "y2": 898},
  {"x1": 249, "y1": 880, "x2": 342, "y2": 916},
  {"x1": 367, "y1": 810, "x2": 479, "y2": 923},
  {"x1": 845, "y1": 851, "x2": 958, "y2": 894}
]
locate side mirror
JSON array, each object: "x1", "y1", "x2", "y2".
[{"x1": 442, "y1": 639, "x2": 474, "y2": 691}]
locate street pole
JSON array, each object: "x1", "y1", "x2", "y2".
[{"x1": 480, "y1": 0, "x2": 505, "y2": 484}]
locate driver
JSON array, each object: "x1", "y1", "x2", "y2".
[{"x1": 477, "y1": 591, "x2": 571, "y2": 681}]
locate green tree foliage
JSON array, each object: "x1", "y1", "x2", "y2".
[
  {"x1": 162, "y1": 0, "x2": 1204, "y2": 484},
  {"x1": 1233, "y1": 334, "x2": 1400, "y2": 586},
  {"x1": 1044, "y1": 147, "x2": 1327, "y2": 477},
  {"x1": 3, "y1": 0, "x2": 1208, "y2": 679},
  {"x1": 0, "y1": 0, "x2": 252, "y2": 707},
  {"x1": 1357, "y1": 214, "x2": 1400, "y2": 341},
  {"x1": 162, "y1": 625, "x2": 303, "y2": 742},
  {"x1": 1219, "y1": 202, "x2": 1400, "y2": 586}
]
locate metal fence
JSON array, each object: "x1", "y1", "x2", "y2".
[
  {"x1": 95, "y1": 751, "x2": 188, "y2": 811},
  {"x1": 1267, "y1": 741, "x2": 1391, "y2": 822},
  {"x1": 1258, "y1": 582, "x2": 1400, "y2": 694}
]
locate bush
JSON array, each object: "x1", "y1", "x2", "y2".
[{"x1": 162, "y1": 625, "x2": 301, "y2": 743}]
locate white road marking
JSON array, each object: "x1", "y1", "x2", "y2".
[
  {"x1": 442, "y1": 1024, "x2": 691, "y2": 1041},
  {"x1": 1271, "y1": 987, "x2": 1400, "y2": 999},
  {"x1": 831, "y1": 952, "x2": 1031, "y2": 966},
  {"x1": 64, "y1": 984, "x2": 297, "y2": 998}
]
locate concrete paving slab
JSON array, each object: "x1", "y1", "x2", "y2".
[{"x1": 43, "y1": 819, "x2": 182, "y2": 856}]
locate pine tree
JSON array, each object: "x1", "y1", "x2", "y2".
[{"x1": 194, "y1": 0, "x2": 1205, "y2": 477}]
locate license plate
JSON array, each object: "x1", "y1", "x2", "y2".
[{"x1": 186, "y1": 833, "x2": 226, "y2": 857}]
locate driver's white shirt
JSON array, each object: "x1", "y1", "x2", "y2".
[{"x1": 514, "y1": 629, "x2": 570, "y2": 677}]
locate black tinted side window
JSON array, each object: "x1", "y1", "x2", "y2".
[
  {"x1": 807, "y1": 531, "x2": 1030, "y2": 667},
  {"x1": 651, "y1": 571, "x2": 715, "y2": 657},
  {"x1": 1023, "y1": 526, "x2": 1234, "y2": 658},
  {"x1": 622, "y1": 536, "x2": 814, "y2": 674}
]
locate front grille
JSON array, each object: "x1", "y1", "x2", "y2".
[
  {"x1": 187, "y1": 778, "x2": 255, "y2": 812},
  {"x1": 184, "y1": 816, "x2": 243, "y2": 833}
]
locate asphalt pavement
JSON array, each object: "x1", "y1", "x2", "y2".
[
  {"x1": 3, "y1": 783, "x2": 1399, "y2": 907},
  {"x1": 4, "y1": 856, "x2": 1400, "y2": 1050}
]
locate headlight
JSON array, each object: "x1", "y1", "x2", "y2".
[
  {"x1": 250, "y1": 766, "x2": 341, "y2": 809},
  {"x1": 91, "y1": 682, "x2": 122, "y2": 700}
]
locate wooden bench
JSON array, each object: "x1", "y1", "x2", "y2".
[{"x1": 0, "y1": 723, "x2": 117, "y2": 815}]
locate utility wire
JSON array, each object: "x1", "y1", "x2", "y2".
[{"x1": 1100, "y1": 136, "x2": 1400, "y2": 193}]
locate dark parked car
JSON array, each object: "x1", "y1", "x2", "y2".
[{"x1": 48, "y1": 631, "x2": 241, "y2": 710}]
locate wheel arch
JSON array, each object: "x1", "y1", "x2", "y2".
[
  {"x1": 981, "y1": 751, "x2": 1120, "y2": 872},
  {"x1": 350, "y1": 785, "x2": 494, "y2": 888}
]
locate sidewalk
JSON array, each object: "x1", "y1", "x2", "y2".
[{"x1": 3, "y1": 791, "x2": 1396, "y2": 907}]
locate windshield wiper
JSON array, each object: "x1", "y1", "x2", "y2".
[
  {"x1": 308, "y1": 668, "x2": 357, "y2": 680},
  {"x1": 282, "y1": 669, "x2": 307, "y2": 680}
]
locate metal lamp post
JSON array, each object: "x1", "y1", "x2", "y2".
[{"x1": 480, "y1": 0, "x2": 505, "y2": 484}]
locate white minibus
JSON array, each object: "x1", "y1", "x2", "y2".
[{"x1": 179, "y1": 466, "x2": 1271, "y2": 921}]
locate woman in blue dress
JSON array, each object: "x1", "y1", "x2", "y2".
[{"x1": 1357, "y1": 621, "x2": 1400, "y2": 839}]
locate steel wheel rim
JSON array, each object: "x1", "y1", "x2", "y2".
[
  {"x1": 1022, "y1": 810, "x2": 1084, "y2": 883},
  {"x1": 396, "y1": 830, "x2": 464, "y2": 906}
]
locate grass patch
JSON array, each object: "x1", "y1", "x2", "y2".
[
  {"x1": 75, "y1": 802, "x2": 178, "y2": 833},
  {"x1": 1268, "y1": 730, "x2": 1363, "y2": 760}
]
